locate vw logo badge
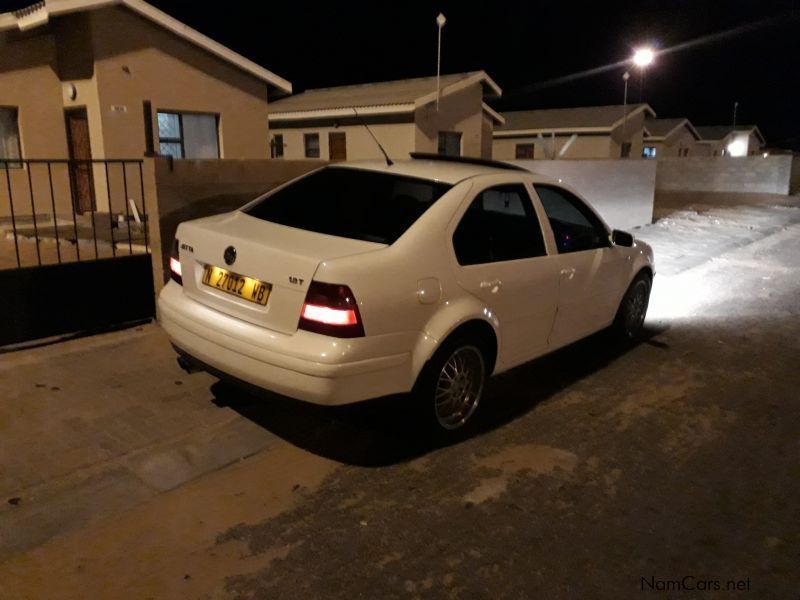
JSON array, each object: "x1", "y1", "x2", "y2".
[{"x1": 223, "y1": 246, "x2": 237, "y2": 265}]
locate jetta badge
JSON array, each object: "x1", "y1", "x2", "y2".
[{"x1": 223, "y1": 246, "x2": 237, "y2": 265}]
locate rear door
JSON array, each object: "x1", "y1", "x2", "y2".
[
  {"x1": 451, "y1": 182, "x2": 559, "y2": 368},
  {"x1": 532, "y1": 184, "x2": 629, "y2": 346}
]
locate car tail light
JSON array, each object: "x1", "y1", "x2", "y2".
[
  {"x1": 170, "y1": 238, "x2": 183, "y2": 285},
  {"x1": 298, "y1": 281, "x2": 364, "y2": 338}
]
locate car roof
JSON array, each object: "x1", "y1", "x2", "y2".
[{"x1": 332, "y1": 158, "x2": 559, "y2": 186}]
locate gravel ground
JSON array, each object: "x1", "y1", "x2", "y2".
[{"x1": 1, "y1": 202, "x2": 798, "y2": 599}]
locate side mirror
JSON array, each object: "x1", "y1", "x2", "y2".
[{"x1": 612, "y1": 229, "x2": 634, "y2": 247}]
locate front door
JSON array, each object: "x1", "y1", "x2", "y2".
[
  {"x1": 532, "y1": 184, "x2": 628, "y2": 346},
  {"x1": 328, "y1": 132, "x2": 346, "y2": 161},
  {"x1": 65, "y1": 108, "x2": 95, "y2": 213}
]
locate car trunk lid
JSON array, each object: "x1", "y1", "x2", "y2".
[{"x1": 176, "y1": 211, "x2": 385, "y2": 334}]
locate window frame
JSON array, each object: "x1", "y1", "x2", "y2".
[
  {"x1": 642, "y1": 145, "x2": 657, "y2": 159},
  {"x1": 156, "y1": 110, "x2": 220, "y2": 159},
  {"x1": 515, "y1": 143, "x2": 535, "y2": 159},
  {"x1": 437, "y1": 131, "x2": 462, "y2": 157},
  {"x1": 532, "y1": 183, "x2": 611, "y2": 255},
  {"x1": 271, "y1": 133, "x2": 284, "y2": 159},
  {"x1": 304, "y1": 133, "x2": 320, "y2": 158},
  {"x1": 451, "y1": 182, "x2": 549, "y2": 266},
  {"x1": 0, "y1": 106, "x2": 23, "y2": 168}
]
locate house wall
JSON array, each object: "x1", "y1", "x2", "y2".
[
  {"x1": 646, "y1": 128, "x2": 697, "y2": 158},
  {"x1": 493, "y1": 135, "x2": 613, "y2": 160},
  {"x1": 414, "y1": 84, "x2": 484, "y2": 157},
  {"x1": 656, "y1": 155, "x2": 794, "y2": 194},
  {"x1": 269, "y1": 122, "x2": 415, "y2": 161},
  {"x1": 609, "y1": 110, "x2": 646, "y2": 158},
  {"x1": 511, "y1": 159, "x2": 656, "y2": 230},
  {"x1": 0, "y1": 30, "x2": 74, "y2": 218},
  {"x1": 88, "y1": 7, "x2": 272, "y2": 160},
  {"x1": 480, "y1": 114, "x2": 493, "y2": 159}
]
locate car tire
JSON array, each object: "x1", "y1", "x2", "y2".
[
  {"x1": 612, "y1": 271, "x2": 651, "y2": 341},
  {"x1": 413, "y1": 334, "x2": 489, "y2": 436}
]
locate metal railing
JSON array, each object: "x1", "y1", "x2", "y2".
[{"x1": 1, "y1": 159, "x2": 150, "y2": 270}]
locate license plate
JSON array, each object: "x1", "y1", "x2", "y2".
[{"x1": 202, "y1": 264, "x2": 271, "y2": 305}]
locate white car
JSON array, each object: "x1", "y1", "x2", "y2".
[{"x1": 159, "y1": 154, "x2": 654, "y2": 433}]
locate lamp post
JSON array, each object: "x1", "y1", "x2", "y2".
[
  {"x1": 622, "y1": 71, "x2": 630, "y2": 157},
  {"x1": 436, "y1": 13, "x2": 446, "y2": 111}
]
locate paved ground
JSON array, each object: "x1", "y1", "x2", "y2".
[{"x1": 1, "y1": 201, "x2": 799, "y2": 599}]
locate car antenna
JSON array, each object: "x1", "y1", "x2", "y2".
[{"x1": 353, "y1": 108, "x2": 393, "y2": 166}]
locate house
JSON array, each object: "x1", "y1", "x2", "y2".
[
  {"x1": 267, "y1": 71, "x2": 504, "y2": 161},
  {"x1": 642, "y1": 118, "x2": 700, "y2": 158},
  {"x1": 0, "y1": 0, "x2": 291, "y2": 215},
  {"x1": 694, "y1": 125, "x2": 766, "y2": 157},
  {"x1": 493, "y1": 104, "x2": 656, "y2": 160}
]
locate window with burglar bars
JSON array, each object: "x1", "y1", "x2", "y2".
[
  {"x1": 157, "y1": 111, "x2": 220, "y2": 159},
  {"x1": 0, "y1": 107, "x2": 22, "y2": 167}
]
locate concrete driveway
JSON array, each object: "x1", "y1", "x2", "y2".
[{"x1": 1, "y1": 201, "x2": 798, "y2": 599}]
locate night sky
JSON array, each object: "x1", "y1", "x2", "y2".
[{"x1": 2, "y1": 0, "x2": 799, "y2": 148}]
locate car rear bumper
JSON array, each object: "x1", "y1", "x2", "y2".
[{"x1": 158, "y1": 281, "x2": 415, "y2": 405}]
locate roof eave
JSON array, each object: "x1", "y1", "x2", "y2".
[
  {"x1": 268, "y1": 103, "x2": 416, "y2": 122},
  {"x1": 493, "y1": 126, "x2": 612, "y2": 138},
  {"x1": 0, "y1": 0, "x2": 292, "y2": 94}
]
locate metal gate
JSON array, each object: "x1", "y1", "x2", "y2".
[{"x1": 0, "y1": 159, "x2": 155, "y2": 348}]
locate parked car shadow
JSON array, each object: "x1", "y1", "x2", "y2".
[{"x1": 210, "y1": 324, "x2": 669, "y2": 468}]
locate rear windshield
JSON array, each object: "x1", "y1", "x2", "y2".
[{"x1": 244, "y1": 167, "x2": 452, "y2": 244}]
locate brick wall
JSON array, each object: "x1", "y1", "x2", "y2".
[{"x1": 656, "y1": 156, "x2": 795, "y2": 195}]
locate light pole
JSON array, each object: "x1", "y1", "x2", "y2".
[
  {"x1": 732, "y1": 101, "x2": 739, "y2": 128},
  {"x1": 436, "y1": 13, "x2": 446, "y2": 111},
  {"x1": 622, "y1": 71, "x2": 630, "y2": 157}
]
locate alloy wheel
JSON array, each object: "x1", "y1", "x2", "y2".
[{"x1": 434, "y1": 345, "x2": 485, "y2": 430}]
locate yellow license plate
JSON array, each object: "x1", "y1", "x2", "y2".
[{"x1": 202, "y1": 265, "x2": 271, "y2": 305}]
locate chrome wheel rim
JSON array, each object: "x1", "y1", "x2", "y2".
[
  {"x1": 434, "y1": 346, "x2": 485, "y2": 430},
  {"x1": 624, "y1": 282, "x2": 648, "y2": 336}
]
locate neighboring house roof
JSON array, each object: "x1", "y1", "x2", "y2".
[
  {"x1": 0, "y1": 0, "x2": 291, "y2": 94},
  {"x1": 494, "y1": 104, "x2": 656, "y2": 136},
  {"x1": 643, "y1": 118, "x2": 700, "y2": 141},
  {"x1": 268, "y1": 71, "x2": 502, "y2": 122},
  {"x1": 695, "y1": 125, "x2": 766, "y2": 145}
]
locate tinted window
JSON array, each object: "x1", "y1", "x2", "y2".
[
  {"x1": 534, "y1": 185, "x2": 609, "y2": 254},
  {"x1": 245, "y1": 167, "x2": 452, "y2": 244},
  {"x1": 453, "y1": 184, "x2": 546, "y2": 265}
]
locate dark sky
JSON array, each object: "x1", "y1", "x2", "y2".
[{"x1": 3, "y1": 0, "x2": 799, "y2": 148}]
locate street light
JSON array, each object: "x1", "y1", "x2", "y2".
[
  {"x1": 436, "y1": 13, "x2": 446, "y2": 111},
  {"x1": 632, "y1": 46, "x2": 655, "y2": 102},
  {"x1": 632, "y1": 47, "x2": 655, "y2": 68}
]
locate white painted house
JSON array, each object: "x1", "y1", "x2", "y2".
[
  {"x1": 267, "y1": 71, "x2": 504, "y2": 161},
  {"x1": 642, "y1": 118, "x2": 700, "y2": 158},
  {"x1": 694, "y1": 125, "x2": 766, "y2": 157},
  {"x1": 493, "y1": 104, "x2": 656, "y2": 160}
]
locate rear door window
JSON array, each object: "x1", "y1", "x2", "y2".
[
  {"x1": 245, "y1": 167, "x2": 452, "y2": 244},
  {"x1": 452, "y1": 184, "x2": 547, "y2": 265}
]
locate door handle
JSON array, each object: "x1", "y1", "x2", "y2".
[
  {"x1": 480, "y1": 279, "x2": 502, "y2": 293},
  {"x1": 560, "y1": 268, "x2": 576, "y2": 279}
]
